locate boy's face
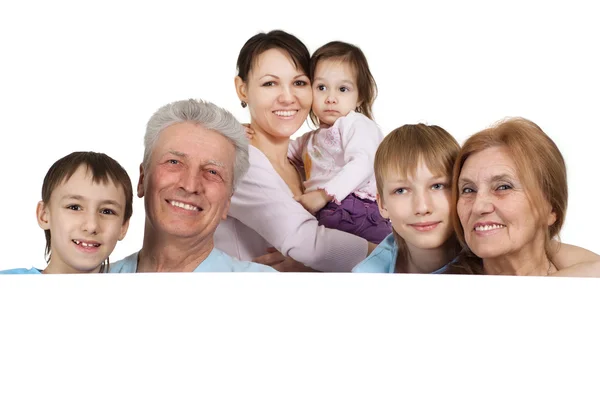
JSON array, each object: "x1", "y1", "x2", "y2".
[
  {"x1": 37, "y1": 165, "x2": 129, "y2": 273},
  {"x1": 377, "y1": 161, "x2": 454, "y2": 252}
]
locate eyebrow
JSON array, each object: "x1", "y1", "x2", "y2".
[
  {"x1": 490, "y1": 174, "x2": 515, "y2": 182},
  {"x1": 61, "y1": 195, "x2": 123, "y2": 208},
  {"x1": 205, "y1": 159, "x2": 226, "y2": 168},
  {"x1": 387, "y1": 175, "x2": 447, "y2": 184},
  {"x1": 458, "y1": 174, "x2": 515, "y2": 185},
  {"x1": 259, "y1": 74, "x2": 308, "y2": 80},
  {"x1": 457, "y1": 177, "x2": 474, "y2": 186},
  {"x1": 314, "y1": 78, "x2": 356, "y2": 86},
  {"x1": 167, "y1": 150, "x2": 187, "y2": 158}
]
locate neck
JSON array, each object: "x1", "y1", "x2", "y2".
[
  {"x1": 249, "y1": 122, "x2": 292, "y2": 169},
  {"x1": 401, "y1": 237, "x2": 459, "y2": 274},
  {"x1": 43, "y1": 258, "x2": 102, "y2": 274},
  {"x1": 138, "y1": 224, "x2": 214, "y2": 273},
  {"x1": 483, "y1": 238, "x2": 552, "y2": 276}
]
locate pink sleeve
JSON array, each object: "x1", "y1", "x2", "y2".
[
  {"x1": 228, "y1": 151, "x2": 368, "y2": 272},
  {"x1": 322, "y1": 115, "x2": 383, "y2": 203},
  {"x1": 287, "y1": 132, "x2": 309, "y2": 166}
]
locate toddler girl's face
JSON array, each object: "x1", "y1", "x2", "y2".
[
  {"x1": 311, "y1": 59, "x2": 360, "y2": 127},
  {"x1": 377, "y1": 161, "x2": 454, "y2": 251}
]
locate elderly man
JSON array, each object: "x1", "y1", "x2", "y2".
[{"x1": 110, "y1": 99, "x2": 275, "y2": 272}]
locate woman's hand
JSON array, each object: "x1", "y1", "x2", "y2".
[
  {"x1": 294, "y1": 190, "x2": 332, "y2": 215},
  {"x1": 253, "y1": 247, "x2": 319, "y2": 272}
]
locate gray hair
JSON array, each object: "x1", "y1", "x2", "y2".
[{"x1": 143, "y1": 99, "x2": 250, "y2": 191}]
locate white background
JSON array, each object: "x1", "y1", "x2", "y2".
[
  {"x1": 1, "y1": 1, "x2": 600, "y2": 400},
  {"x1": 0, "y1": 1, "x2": 599, "y2": 269}
]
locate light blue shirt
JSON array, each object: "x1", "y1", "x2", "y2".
[
  {"x1": 0, "y1": 268, "x2": 43, "y2": 274},
  {"x1": 109, "y1": 247, "x2": 277, "y2": 273},
  {"x1": 352, "y1": 233, "x2": 455, "y2": 274}
]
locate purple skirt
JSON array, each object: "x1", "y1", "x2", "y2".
[{"x1": 316, "y1": 193, "x2": 392, "y2": 244}]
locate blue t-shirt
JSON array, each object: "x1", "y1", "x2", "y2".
[
  {"x1": 109, "y1": 247, "x2": 277, "y2": 273},
  {"x1": 352, "y1": 233, "x2": 455, "y2": 274},
  {"x1": 0, "y1": 268, "x2": 43, "y2": 274}
]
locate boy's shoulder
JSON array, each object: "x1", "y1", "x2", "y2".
[
  {"x1": 0, "y1": 267, "x2": 43, "y2": 274},
  {"x1": 352, "y1": 234, "x2": 397, "y2": 273}
]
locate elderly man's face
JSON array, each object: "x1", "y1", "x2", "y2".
[{"x1": 138, "y1": 122, "x2": 235, "y2": 241}]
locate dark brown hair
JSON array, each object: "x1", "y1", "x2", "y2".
[
  {"x1": 236, "y1": 30, "x2": 311, "y2": 83},
  {"x1": 41, "y1": 151, "x2": 133, "y2": 272},
  {"x1": 309, "y1": 41, "x2": 377, "y2": 126}
]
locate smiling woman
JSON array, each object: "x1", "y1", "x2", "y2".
[
  {"x1": 451, "y1": 117, "x2": 600, "y2": 276},
  {"x1": 214, "y1": 30, "x2": 377, "y2": 272}
]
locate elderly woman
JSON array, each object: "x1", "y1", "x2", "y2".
[
  {"x1": 214, "y1": 30, "x2": 376, "y2": 272},
  {"x1": 451, "y1": 117, "x2": 599, "y2": 276}
]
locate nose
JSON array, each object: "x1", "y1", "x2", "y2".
[
  {"x1": 472, "y1": 191, "x2": 494, "y2": 215},
  {"x1": 278, "y1": 84, "x2": 296, "y2": 105},
  {"x1": 325, "y1": 92, "x2": 337, "y2": 104},
  {"x1": 179, "y1": 167, "x2": 204, "y2": 195},
  {"x1": 81, "y1": 211, "x2": 99, "y2": 234},
  {"x1": 413, "y1": 190, "x2": 432, "y2": 216}
]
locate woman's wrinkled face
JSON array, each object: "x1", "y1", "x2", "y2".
[
  {"x1": 456, "y1": 146, "x2": 556, "y2": 260},
  {"x1": 237, "y1": 48, "x2": 312, "y2": 139}
]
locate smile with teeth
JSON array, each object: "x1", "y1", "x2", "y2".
[
  {"x1": 169, "y1": 200, "x2": 200, "y2": 211},
  {"x1": 72, "y1": 240, "x2": 100, "y2": 248},
  {"x1": 474, "y1": 224, "x2": 506, "y2": 232},
  {"x1": 273, "y1": 110, "x2": 297, "y2": 117}
]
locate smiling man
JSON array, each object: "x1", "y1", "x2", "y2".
[{"x1": 110, "y1": 99, "x2": 275, "y2": 273}]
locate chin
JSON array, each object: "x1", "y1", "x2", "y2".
[
  {"x1": 468, "y1": 244, "x2": 504, "y2": 259},
  {"x1": 70, "y1": 260, "x2": 104, "y2": 273},
  {"x1": 405, "y1": 236, "x2": 446, "y2": 250}
]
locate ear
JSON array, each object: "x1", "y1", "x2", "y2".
[
  {"x1": 137, "y1": 163, "x2": 145, "y2": 198},
  {"x1": 221, "y1": 197, "x2": 231, "y2": 221},
  {"x1": 376, "y1": 193, "x2": 389, "y2": 220},
  {"x1": 36, "y1": 201, "x2": 50, "y2": 230},
  {"x1": 547, "y1": 208, "x2": 557, "y2": 227},
  {"x1": 234, "y1": 76, "x2": 248, "y2": 104},
  {"x1": 118, "y1": 219, "x2": 130, "y2": 241}
]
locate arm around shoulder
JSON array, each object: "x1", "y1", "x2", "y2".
[{"x1": 550, "y1": 241, "x2": 600, "y2": 271}]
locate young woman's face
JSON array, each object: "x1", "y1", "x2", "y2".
[
  {"x1": 456, "y1": 146, "x2": 556, "y2": 260},
  {"x1": 378, "y1": 161, "x2": 454, "y2": 251},
  {"x1": 237, "y1": 48, "x2": 312, "y2": 139}
]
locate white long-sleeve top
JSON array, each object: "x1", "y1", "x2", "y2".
[{"x1": 288, "y1": 111, "x2": 384, "y2": 204}]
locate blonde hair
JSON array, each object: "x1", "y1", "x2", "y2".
[
  {"x1": 374, "y1": 124, "x2": 461, "y2": 271},
  {"x1": 451, "y1": 117, "x2": 568, "y2": 271}
]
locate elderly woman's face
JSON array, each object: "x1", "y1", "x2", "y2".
[
  {"x1": 456, "y1": 146, "x2": 555, "y2": 260},
  {"x1": 242, "y1": 48, "x2": 312, "y2": 138}
]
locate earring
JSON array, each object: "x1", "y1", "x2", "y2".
[{"x1": 241, "y1": 101, "x2": 247, "y2": 108}]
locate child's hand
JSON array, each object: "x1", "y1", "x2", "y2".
[
  {"x1": 242, "y1": 123, "x2": 255, "y2": 140},
  {"x1": 294, "y1": 190, "x2": 332, "y2": 215}
]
